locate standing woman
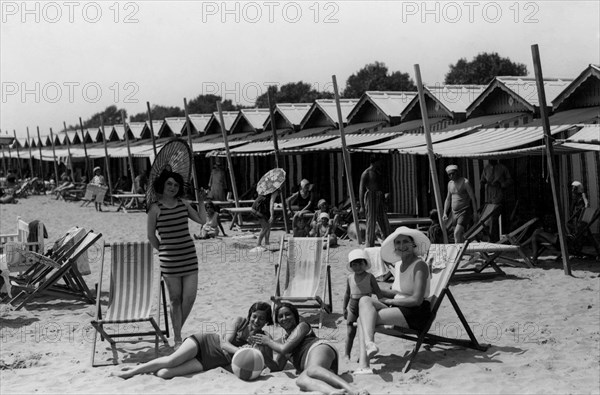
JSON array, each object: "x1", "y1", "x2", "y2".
[
  {"x1": 250, "y1": 188, "x2": 280, "y2": 252},
  {"x1": 90, "y1": 166, "x2": 106, "y2": 211},
  {"x1": 147, "y1": 169, "x2": 207, "y2": 347}
]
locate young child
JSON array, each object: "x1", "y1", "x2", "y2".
[
  {"x1": 195, "y1": 201, "x2": 226, "y2": 239},
  {"x1": 427, "y1": 209, "x2": 444, "y2": 243},
  {"x1": 342, "y1": 249, "x2": 383, "y2": 361},
  {"x1": 310, "y1": 212, "x2": 338, "y2": 247},
  {"x1": 292, "y1": 213, "x2": 311, "y2": 237}
]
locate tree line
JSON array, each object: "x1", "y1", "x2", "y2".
[{"x1": 73, "y1": 52, "x2": 527, "y2": 130}]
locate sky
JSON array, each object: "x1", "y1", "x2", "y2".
[{"x1": 1, "y1": 0, "x2": 599, "y2": 142}]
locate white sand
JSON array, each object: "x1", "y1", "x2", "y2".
[{"x1": 1, "y1": 195, "x2": 599, "y2": 394}]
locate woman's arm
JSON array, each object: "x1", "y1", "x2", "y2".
[
  {"x1": 220, "y1": 317, "x2": 244, "y2": 355},
  {"x1": 252, "y1": 321, "x2": 311, "y2": 356},
  {"x1": 342, "y1": 279, "x2": 350, "y2": 319},
  {"x1": 185, "y1": 200, "x2": 207, "y2": 225},
  {"x1": 260, "y1": 336, "x2": 289, "y2": 372},
  {"x1": 147, "y1": 204, "x2": 160, "y2": 250},
  {"x1": 582, "y1": 192, "x2": 589, "y2": 208},
  {"x1": 269, "y1": 193, "x2": 278, "y2": 222},
  {"x1": 380, "y1": 261, "x2": 429, "y2": 307}
]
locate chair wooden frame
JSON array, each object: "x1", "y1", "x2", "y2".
[
  {"x1": 359, "y1": 240, "x2": 489, "y2": 373},
  {"x1": 271, "y1": 235, "x2": 333, "y2": 328},
  {"x1": 90, "y1": 241, "x2": 169, "y2": 367}
]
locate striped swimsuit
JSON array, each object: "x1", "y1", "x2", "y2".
[{"x1": 156, "y1": 200, "x2": 198, "y2": 277}]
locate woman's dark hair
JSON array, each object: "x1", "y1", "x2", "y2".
[
  {"x1": 274, "y1": 302, "x2": 299, "y2": 326},
  {"x1": 154, "y1": 170, "x2": 185, "y2": 198},
  {"x1": 429, "y1": 209, "x2": 439, "y2": 222},
  {"x1": 205, "y1": 201, "x2": 216, "y2": 210},
  {"x1": 248, "y1": 302, "x2": 274, "y2": 326}
]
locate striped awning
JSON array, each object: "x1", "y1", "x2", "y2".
[
  {"x1": 283, "y1": 133, "x2": 398, "y2": 154},
  {"x1": 398, "y1": 124, "x2": 577, "y2": 157}
]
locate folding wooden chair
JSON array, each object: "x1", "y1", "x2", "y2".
[
  {"x1": 8, "y1": 231, "x2": 101, "y2": 310},
  {"x1": 361, "y1": 240, "x2": 489, "y2": 373},
  {"x1": 463, "y1": 203, "x2": 501, "y2": 241},
  {"x1": 271, "y1": 236, "x2": 332, "y2": 328},
  {"x1": 495, "y1": 217, "x2": 539, "y2": 267},
  {"x1": 540, "y1": 207, "x2": 600, "y2": 260},
  {"x1": 90, "y1": 242, "x2": 169, "y2": 367}
]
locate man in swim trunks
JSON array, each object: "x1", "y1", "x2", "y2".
[{"x1": 442, "y1": 164, "x2": 478, "y2": 242}]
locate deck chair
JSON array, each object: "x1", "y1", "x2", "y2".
[
  {"x1": 540, "y1": 207, "x2": 600, "y2": 260},
  {"x1": 462, "y1": 203, "x2": 501, "y2": 241},
  {"x1": 271, "y1": 236, "x2": 332, "y2": 328},
  {"x1": 90, "y1": 242, "x2": 169, "y2": 367},
  {"x1": 361, "y1": 240, "x2": 488, "y2": 373},
  {"x1": 7, "y1": 231, "x2": 101, "y2": 310},
  {"x1": 495, "y1": 217, "x2": 539, "y2": 267},
  {"x1": 80, "y1": 185, "x2": 95, "y2": 206}
]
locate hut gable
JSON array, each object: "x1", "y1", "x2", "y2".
[
  {"x1": 205, "y1": 111, "x2": 239, "y2": 135},
  {"x1": 128, "y1": 122, "x2": 149, "y2": 139},
  {"x1": 264, "y1": 103, "x2": 311, "y2": 131},
  {"x1": 230, "y1": 109, "x2": 269, "y2": 134},
  {"x1": 188, "y1": 114, "x2": 213, "y2": 135},
  {"x1": 110, "y1": 125, "x2": 135, "y2": 141},
  {"x1": 164, "y1": 118, "x2": 187, "y2": 136},
  {"x1": 467, "y1": 76, "x2": 572, "y2": 117},
  {"x1": 140, "y1": 120, "x2": 164, "y2": 139},
  {"x1": 347, "y1": 91, "x2": 417, "y2": 125},
  {"x1": 552, "y1": 65, "x2": 600, "y2": 112},
  {"x1": 300, "y1": 99, "x2": 359, "y2": 129}
]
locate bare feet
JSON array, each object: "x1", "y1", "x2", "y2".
[
  {"x1": 365, "y1": 342, "x2": 378, "y2": 359},
  {"x1": 112, "y1": 367, "x2": 134, "y2": 379}
]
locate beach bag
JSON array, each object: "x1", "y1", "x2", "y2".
[{"x1": 53, "y1": 227, "x2": 91, "y2": 276}]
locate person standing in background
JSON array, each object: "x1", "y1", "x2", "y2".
[
  {"x1": 480, "y1": 159, "x2": 513, "y2": 241},
  {"x1": 359, "y1": 155, "x2": 390, "y2": 247}
]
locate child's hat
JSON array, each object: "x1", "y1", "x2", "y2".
[
  {"x1": 318, "y1": 212, "x2": 330, "y2": 221},
  {"x1": 347, "y1": 249, "x2": 371, "y2": 271}
]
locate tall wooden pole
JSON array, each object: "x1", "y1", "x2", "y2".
[
  {"x1": 216, "y1": 101, "x2": 240, "y2": 208},
  {"x1": 79, "y1": 117, "x2": 90, "y2": 179},
  {"x1": 120, "y1": 110, "x2": 136, "y2": 192},
  {"x1": 267, "y1": 90, "x2": 290, "y2": 233},
  {"x1": 36, "y1": 126, "x2": 44, "y2": 178},
  {"x1": 100, "y1": 118, "x2": 114, "y2": 203},
  {"x1": 6, "y1": 133, "x2": 13, "y2": 174},
  {"x1": 147, "y1": 101, "x2": 158, "y2": 157},
  {"x1": 414, "y1": 64, "x2": 449, "y2": 243},
  {"x1": 531, "y1": 44, "x2": 571, "y2": 275},
  {"x1": 332, "y1": 75, "x2": 362, "y2": 244},
  {"x1": 26, "y1": 127, "x2": 34, "y2": 177},
  {"x1": 0, "y1": 145, "x2": 6, "y2": 177},
  {"x1": 49, "y1": 128, "x2": 60, "y2": 186},
  {"x1": 13, "y1": 130, "x2": 22, "y2": 179},
  {"x1": 183, "y1": 98, "x2": 202, "y2": 204}
]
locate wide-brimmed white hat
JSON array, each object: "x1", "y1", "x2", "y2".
[
  {"x1": 347, "y1": 249, "x2": 371, "y2": 271},
  {"x1": 380, "y1": 226, "x2": 431, "y2": 263},
  {"x1": 318, "y1": 212, "x2": 330, "y2": 221},
  {"x1": 445, "y1": 164, "x2": 458, "y2": 174}
]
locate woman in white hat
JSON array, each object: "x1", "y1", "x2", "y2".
[
  {"x1": 569, "y1": 181, "x2": 589, "y2": 225},
  {"x1": 356, "y1": 226, "x2": 432, "y2": 364}
]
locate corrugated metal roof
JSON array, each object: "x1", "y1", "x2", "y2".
[
  {"x1": 496, "y1": 77, "x2": 573, "y2": 107},
  {"x1": 425, "y1": 85, "x2": 486, "y2": 114},
  {"x1": 240, "y1": 109, "x2": 270, "y2": 130},
  {"x1": 206, "y1": 112, "x2": 239, "y2": 133},
  {"x1": 365, "y1": 91, "x2": 418, "y2": 117},
  {"x1": 112, "y1": 125, "x2": 135, "y2": 141},
  {"x1": 226, "y1": 135, "x2": 337, "y2": 156},
  {"x1": 283, "y1": 132, "x2": 398, "y2": 153},
  {"x1": 281, "y1": 127, "x2": 330, "y2": 139},
  {"x1": 192, "y1": 139, "x2": 248, "y2": 153},
  {"x1": 128, "y1": 122, "x2": 147, "y2": 139},
  {"x1": 377, "y1": 118, "x2": 450, "y2": 135},
  {"x1": 549, "y1": 106, "x2": 600, "y2": 124},
  {"x1": 145, "y1": 120, "x2": 164, "y2": 137},
  {"x1": 399, "y1": 124, "x2": 576, "y2": 157},
  {"x1": 563, "y1": 124, "x2": 600, "y2": 144}
]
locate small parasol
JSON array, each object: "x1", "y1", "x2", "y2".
[
  {"x1": 256, "y1": 168, "x2": 286, "y2": 196},
  {"x1": 146, "y1": 139, "x2": 192, "y2": 209}
]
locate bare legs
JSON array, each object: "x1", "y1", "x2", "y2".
[
  {"x1": 164, "y1": 274, "x2": 198, "y2": 343},
  {"x1": 296, "y1": 344, "x2": 367, "y2": 395},
  {"x1": 115, "y1": 338, "x2": 203, "y2": 379},
  {"x1": 357, "y1": 297, "x2": 407, "y2": 358},
  {"x1": 454, "y1": 224, "x2": 466, "y2": 243},
  {"x1": 256, "y1": 217, "x2": 271, "y2": 248}
]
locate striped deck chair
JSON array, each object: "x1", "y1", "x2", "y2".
[
  {"x1": 271, "y1": 236, "x2": 332, "y2": 328},
  {"x1": 91, "y1": 242, "x2": 169, "y2": 367},
  {"x1": 8, "y1": 230, "x2": 101, "y2": 310},
  {"x1": 359, "y1": 240, "x2": 488, "y2": 373}
]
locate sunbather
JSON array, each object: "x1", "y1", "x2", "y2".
[
  {"x1": 251, "y1": 303, "x2": 368, "y2": 395},
  {"x1": 115, "y1": 302, "x2": 273, "y2": 379}
]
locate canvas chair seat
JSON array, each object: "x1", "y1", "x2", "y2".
[
  {"x1": 90, "y1": 242, "x2": 169, "y2": 367},
  {"x1": 271, "y1": 236, "x2": 332, "y2": 328}
]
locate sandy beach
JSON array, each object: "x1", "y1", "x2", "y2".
[{"x1": 1, "y1": 195, "x2": 599, "y2": 394}]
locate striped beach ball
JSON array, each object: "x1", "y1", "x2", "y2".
[{"x1": 231, "y1": 347, "x2": 264, "y2": 381}]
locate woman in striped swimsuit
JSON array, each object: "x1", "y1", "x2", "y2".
[{"x1": 148, "y1": 170, "x2": 207, "y2": 347}]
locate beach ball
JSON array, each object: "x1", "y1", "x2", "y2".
[{"x1": 231, "y1": 347, "x2": 264, "y2": 381}]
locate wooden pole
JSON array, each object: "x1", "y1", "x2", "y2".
[
  {"x1": 414, "y1": 64, "x2": 449, "y2": 244},
  {"x1": 120, "y1": 110, "x2": 136, "y2": 192},
  {"x1": 332, "y1": 75, "x2": 362, "y2": 244},
  {"x1": 79, "y1": 117, "x2": 90, "y2": 179},
  {"x1": 0, "y1": 145, "x2": 5, "y2": 177},
  {"x1": 62, "y1": 122, "x2": 75, "y2": 181},
  {"x1": 183, "y1": 98, "x2": 202, "y2": 204},
  {"x1": 531, "y1": 44, "x2": 571, "y2": 275},
  {"x1": 13, "y1": 130, "x2": 22, "y2": 179},
  {"x1": 147, "y1": 101, "x2": 158, "y2": 157},
  {"x1": 216, "y1": 101, "x2": 240, "y2": 208},
  {"x1": 267, "y1": 90, "x2": 290, "y2": 233},
  {"x1": 100, "y1": 118, "x2": 114, "y2": 203},
  {"x1": 49, "y1": 128, "x2": 60, "y2": 186},
  {"x1": 36, "y1": 126, "x2": 44, "y2": 179},
  {"x1": 26, "y1": 127, "x2": 34, "y2": 178},
  {"x1": 6, "y1": 133, "x2": 13, "y2": 174}
]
